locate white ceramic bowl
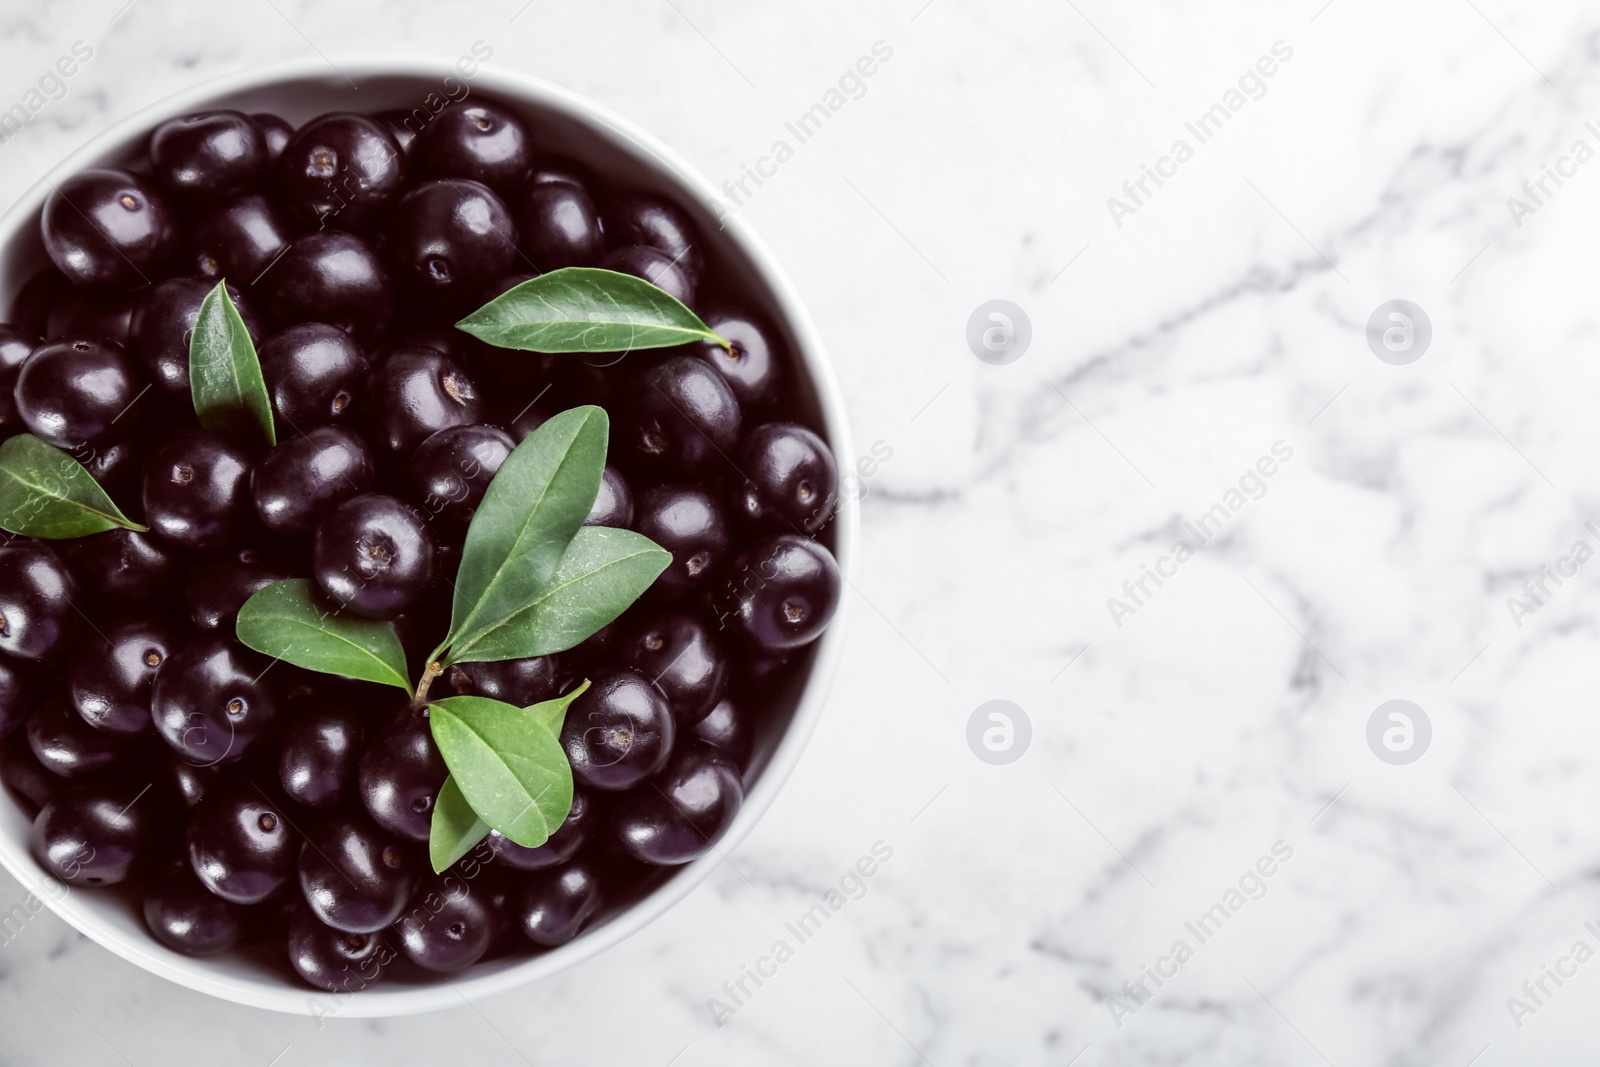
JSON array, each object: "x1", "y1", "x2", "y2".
[{"x1": 0, "y1": 54, "x2": 853, "y2": 1016}]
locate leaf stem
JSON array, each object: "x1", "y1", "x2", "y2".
[{"x1": 413, "y1": 660, "x2": 444, "y2": 709}]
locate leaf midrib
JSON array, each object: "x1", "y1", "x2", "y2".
[
  {"x1": 443, "y1": 710, "x2": 558, "y2": 838},
  {"x1": 263, "y1": 610, "x2": 409, "y2": 689},
  {"x1": 0, "y1": 466, "x2": 125, "y2": 526},
  {"x1": 0, "y1": 442, "x2": 139, "y2": 532},
  {"x1": 448, "y1": 542, "x2": 664, "y2": 662},
  {"x1": 450, "y1": 411, "x2": 598, "y2": 642},
  {"x1": 193, "y1": 287, "x2": 274, "y2": 445}
]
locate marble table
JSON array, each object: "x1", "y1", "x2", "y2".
[{"x1": 2, "y1": 0, "x2": 1598, "y2": 1063}]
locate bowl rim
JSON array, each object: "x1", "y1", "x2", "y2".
[{"x1": 0, "y1": 52, "x2": 856, "y2": 1016}]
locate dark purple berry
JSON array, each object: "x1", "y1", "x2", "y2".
[
  {"x1": 410, "y1": 423, "x2": 513, "y2": 527},
  {"x1": 190, "y1": 193, "x2": 296, "y2": 281},
  {"x1": 357, "y1": 708, "x2": 445, "y2": 842},
  {"x1": 718, "y1": 535, "x2": 841, "y2": 651},
  {"x1": 30, "y1": 780, "x2": 155, "y2": 885},
  {"x1": 251, "y1": 426, "x2": 375, "y2": 535},
  {"x1": 693, "y1": 697, "x2": 750, "y2": 767},
  {"x1": 373, "y1": 109, "x2": 420, "y2": 157},
  {"x1": 260, "y1": 231, "x2": 393, "y2": 344},
  {"x1": 517, "y1": 859, "x2": 601, "y2": 946},
  {"x1": 560, "y1": 666, "x2": 674, "y2": 792},
  {"x1": 278, "y1": 112, "x2": 406, "y2": 230},
  {"x1": 0, "y1": 543, "x2": 77, "y2": 660},
  {"x1": 388, "y1": 179, "x2": 518, "y2": 313},
  {"x1": 416, "y1": 102, "x2": 532, "y2": 192},
  {"x1": 59, "y1": 529, "x2": 178, "y2": 602},
  {"x1": 187, "y1": 781, "x2": 298, "y2": 904},
  {"x1": 257, "y1": 323, "x2": 369, "y2": 431},
  {"x1": 168, "y1": 758, "x2": 218, "y2": 809},
  {"x1": 298, "y1": 811, "x2": 417, "y2": 933},
  {"x1": 695, "y1": 308, "x2": 781, "y2": 410},
  {"x1": 41, "y1": 169, "x2": 176, "y2": 290},
  {"x1": 0, "y1": 324, "x2": 37, "y2": 434},
  {"x1": 68, "y1": 615, "x2": 178, "y2": 735},
  {"x1": 530, "y1": 158, "x2": 590, "y2": 187},
  {"x1": 620, "y1": 612, "x2": 727, "y2": 726},
  {"x1": 150, "y1": 636, "x2": 279, "y2": 765},
  {"x1": 487, "y1": 788, "x2": 592, "y2": 871},
  {"x1": 623, "y1": 355, "x2": 741, "y2": 478},
  {"x1": 395, "y1": 877, "x2": 495, "y2": 973},
  {"x1": 632, "y1": 483, "x2": 728, "y2": 600},
  {"x1": 517, "y1": 180, "x2": 602, "y2": 270},
  {"x1": 287, "y1": 907, "x2": 397, "y2": 992},
  {"x1": 279, "y1": 700, "x2": 362, "y2": 810},
  {"x1": 607, "y1": 194, "x2": 701, "y2": 285},
  {"x1": 614, "y1": 743, "x2": 742, "y2": 865},
  {"x1": 14, "y1": 338, "x2": 148, "y2": 449},
  {"x1": 1, "y1": 738, "x2": 57, "y2": 814},
  {"x1": 732, "y1": 423, "x2": 838, "y2": 535},
  {"x1": 149, "y1": 110, "x2": 267, "y2": 199},
  {"x1": 143, "y1": 860, "x2": 250, "y2": 956},
  {"x1": 70, "y1": 436, "x2": 143, "y2": 505},
  {"x1": 313, "y1": 493, "x2": 435, "y2": 619},
  {"x1": 364, "y1": 345, "x2": 483, "y2": 455},
  {"x1": 0, "y1": 657, "x2": 32, "y2": 737},
  {"x1": 142, "y1": 430, "x2": 252, "y2": 551},
  {"x1": 251, "y1": 112, "x2": 293, "y2": 162},
  {"x1": 441, "y1": 655, "x2": 561, "y2": 708},
  {"x1": 26, "y1": 700, "x2": 125, "y2": 778}
]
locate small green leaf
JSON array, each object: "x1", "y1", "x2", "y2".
[
  {"x1": 445, "y1": 526, "x2": 670, "y2": 665},
  {"x1": 190, "y1": 279, "x2": 275, "y2": 447},
  {"x1": 426, "y1": 683, "x2": 591, "y2": 872},
  {"x1": 236, "y1": 579, "x2": 412, "y2": 693},
  {"x1": 530, "y1": 678, "x2": 589, "y2": 734},
  {"x1": 0, "y1": 434, "x2": 146, "y2": 538},
  {"x1": 455, "y1": 267, "x2": 728, "y2": 353},
  {"x1": 429, "y1": 776, "x2": 489, "y2": 874},
  {"x1": 429, "y1": 694, "x2": 582, "y2": 849},
  {"x1": 444, "y1": 406, "x2": 608, "y2": 655}
]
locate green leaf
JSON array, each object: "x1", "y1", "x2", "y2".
[
  {"x1": 429, "y1": 776, "x2": 489, "y2": 874},
  {"x1": 426, "y1": 682, "x2": 590, "y2": 872},
  {"x1": 530, "y1": 678, "x2": 589, "y2": 734},
  {"x1": 429, "y1": 693, "x2": 585, "y2": 849},
  {"x1": 0, "y1": 434, "x2": 146, "y2": 538},
  {"x1": 444, "y1": 406, "x2": 608, "y2": 655},
  {"x1": 446, "y1": 526, "x2": 670, "y2": 665},
  {"x1": 189, "y1": 279, "x2": 275, "y2": 447},
  {"x1": 455, "y1": 267, "x2": 729, "y2": 354},
  {"x1": 235, "y1": 579, "x2": 412, "y2": 693}
]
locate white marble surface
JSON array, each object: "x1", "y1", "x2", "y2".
[{"x1": 5, "y1": 0, "x2": 1600, "y2": 1063}]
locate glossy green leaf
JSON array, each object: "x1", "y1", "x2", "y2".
[
  {"x1": 235, "y1": 579, "x2": 412, "y2": 693},
  {"x1": 0, "y1": 434, "x2": 145, "y2": 538},
  {"x1": 429, "y1": 691, "x2": 590, "y2": 849},
  {"x1": 429, "y1": 776, "x2": 489, "y2": 873},
  {"x1": 455, "y1": 267, "x2": 728, "y2": 353},
  {"x1": 426, "y1": 683, "x2": 589, "y2": 872},
  {"x1": 190, "y1": 279, "x2": 275, "y2": 446},
  {"x1": 445, "y1": 526, "x2": 670, "y2": 665},
  {"x1": 530, "y1": 678, "x2": 589, "y2": 734},
  {"x1": 444, "y1": 406, "x2": 608, "y2": 656}
]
